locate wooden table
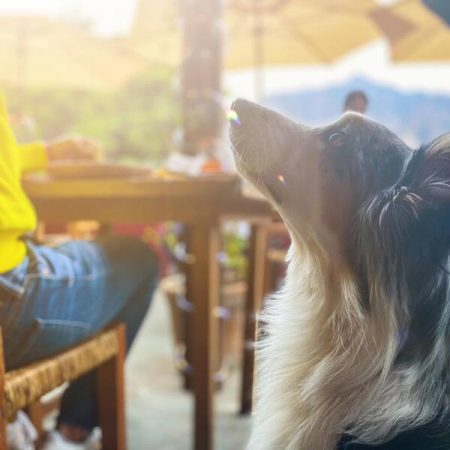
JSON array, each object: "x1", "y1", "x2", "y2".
[{"x1": 24, "y1": 174, "x2": 272, "y2": 450}]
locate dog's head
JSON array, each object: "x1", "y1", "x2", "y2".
[
  {"x1": 230, "y1": 99, "x2": 450, "y2": 266},
  {"x1": 230, "y1": 98, "x2": 450, "y2": 357},
  {"x1": 230, "y1": 99, "x2": 450, "y2": 444}
]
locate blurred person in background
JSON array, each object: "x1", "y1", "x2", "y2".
[
  {"x1": 343, "y1": 90, "x2": 369, "y2": 114},
  {"x1": 0, "y1": 93, "x2": 159, "y2": 450},
  {"x1": 166, "y1": 96, "x2": 235, "y2": 175}
]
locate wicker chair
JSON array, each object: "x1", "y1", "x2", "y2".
[{"x1": 0, "y1": 324, "x2": 127, "y2": 450}]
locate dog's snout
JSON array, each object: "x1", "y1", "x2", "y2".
[
  {"x1": 231, "y1": 98, "x2": 300, "y2": 130},
  {"x1": 230, "y1": 98, "x2": 268, "y2": 126},
  {"x1": 231, "y1": 98, "x2": 251, "y2": 114}
]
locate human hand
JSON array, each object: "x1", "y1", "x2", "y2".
[{"x1": 46, "y1": 138, "x2": 101, "y2": 163}]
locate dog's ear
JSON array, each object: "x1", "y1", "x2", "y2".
[
  {"x1": 364, "y1": 133, "x2": 450, "y2": 259},
  {"x1": 408, "y1": 133, "x2": 450, "y2": 206},
  {"x1": 353, "y1": 134, "x2": 450, "y2": 326}
]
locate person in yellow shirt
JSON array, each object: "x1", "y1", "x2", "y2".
[{"x1": 0, "y1": 94, "x2": 159, "y2": 450}]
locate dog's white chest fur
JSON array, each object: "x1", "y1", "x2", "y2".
[{"x1": 247, "y1": 245, "x2": 417, "y2": 450}]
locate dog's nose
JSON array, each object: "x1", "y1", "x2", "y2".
[
  {"x1": 229, "y1": 98, "x2": 260, "y2": 127},
  {"x1": 231, "y1": 98, "x2": 247, "y2": 112},
  {"x1": 231, "y1": 98, "x2": 255, "y2": 116}
]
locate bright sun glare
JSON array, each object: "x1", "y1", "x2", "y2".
[{"x1": 0, "y1": 0, "x2": 138, "y2": 36}]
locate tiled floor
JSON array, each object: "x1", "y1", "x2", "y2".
[{"x1": 126, "y1": 290, "x2": 251, "y2": 450}]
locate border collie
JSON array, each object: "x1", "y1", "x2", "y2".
[{"x1": 229, "y1": 99, "x2": 450, "y2": 450}]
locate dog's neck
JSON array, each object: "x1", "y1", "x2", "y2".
[{"x1": 253, "y1": 242, "x2": 373, "y2": 449}]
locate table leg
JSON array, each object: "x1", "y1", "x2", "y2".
[
  {"x1": 240, "y1": 224, "x2": 268, "y2": 415},
  {"x1": 181, "y1": 227, "x2": 195, "y2": 391},
  {"x1": 189, "y1": 224, "x2": 220, "y2": 450}
]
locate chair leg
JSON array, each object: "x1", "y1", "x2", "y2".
[
  {"x1": 240, "y1": 224, "x2": 267, "y2": 415},
  {"x1": 0, "y1": 330, "x2": 8, "y2": 450},
  {"x1": 97, "y1": 324, "x2": 127, "y2": 450}
]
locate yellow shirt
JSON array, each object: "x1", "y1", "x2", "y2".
[{"x1": 0, "y1": 94, "x2": 48, "y2": 273}]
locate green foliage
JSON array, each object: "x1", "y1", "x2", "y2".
[
  {"x1": 222, "y1": 230, "x2": 249, "y2": 279},
  {"x1": 5, "y1": 66, "x2": 180, "y2": 165}
]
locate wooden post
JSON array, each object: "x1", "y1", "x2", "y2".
[
  {"x1": 253, "y1": 0, "x2": 265, "y2": 101},
  {"x1": 189, "y1": 223, "x2": 221, "y2": 450},
  {"x1": 97, "y1": 324, "x2": 127, "y2": 450},
  {"x1": 0, "y1": 330, "x2": 7, "y2": 450},
  {"x1": 181, "y1": 0, "x2": 224, "y2": 156},
  {"x1": 181, "y1": 226, "x2": 195, "y2": 391},
  {"x1": 240, "y1": 224, "x2": 268, "y2": 415},
  {"x1": 182, "y1": 225, "x2": 223, "y2": 393}
]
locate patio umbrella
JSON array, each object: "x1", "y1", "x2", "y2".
[
  {"x1": 127, "y1": 0, "x2": 382, "y2": 71},
  {"x1": 124, "y1": 0, "x2": 384, "y2": 100},
  {"x1": 225, "y1": 0, "x2": 382, "y2": 69},
  {"x1": 370, "y1": 0, "x2": 450, "y2": 62},
  {"x1": 0, "y1": 16, "x2": 148, "y2": 91}
]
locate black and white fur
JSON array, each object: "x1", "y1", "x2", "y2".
[{"x1": 229, "y1": 99, "x2": 450, "y2": 450}]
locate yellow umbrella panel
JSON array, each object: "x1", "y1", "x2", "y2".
[
  {"x1": 225, "y1": 0, "x2": 382, "y2": 69},
  {"x1": 371, "y1": 0, "x2": 450, "y2": 62}
]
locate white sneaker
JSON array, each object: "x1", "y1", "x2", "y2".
[{"x1": 42, "y1": 429, "x2": 101, "y2": 450}]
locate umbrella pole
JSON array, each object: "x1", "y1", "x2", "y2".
[{"x1": 253, "y1": 0, "x2": 265, "y2": 101}]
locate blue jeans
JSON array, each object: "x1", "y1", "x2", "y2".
[{"x1": 0, "y1": 235, "x2": 159, "y2": 430}]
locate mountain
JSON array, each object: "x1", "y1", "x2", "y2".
[{"x1": 264, "y1": 77, "x2": 450, "y2": 147}]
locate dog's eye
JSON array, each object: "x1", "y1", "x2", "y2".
[{"x1": 329, "y1": 132, "x2": 344, "y2": 147}]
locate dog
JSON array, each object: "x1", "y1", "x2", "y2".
[{"x1": 229, "y1": 99, "x2": 450, "y2": 450}]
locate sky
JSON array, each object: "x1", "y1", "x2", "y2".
[{"x1": 0, "y1": 0, "x2": 138, "y2": 36}]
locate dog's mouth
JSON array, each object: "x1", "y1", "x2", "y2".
[
  {"x1": 229, "y1": 122, "x2": 286, "y2": 205},
  {"x1": 262, "y1": 174, "x2": 287, "y2": 205},
  {"x1": 228, "y1": 111, "x2": 246, "y2": 160}
]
